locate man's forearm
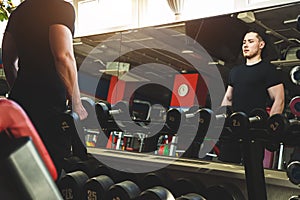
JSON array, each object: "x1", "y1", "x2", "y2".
[
  {"x1": 270, "y1": 99, "x2": 284, "y2": 116},
  {"x1": 3, "y1": 64, "x2": 18, "y2": 88}
]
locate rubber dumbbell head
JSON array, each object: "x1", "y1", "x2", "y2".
[
  {"x1": 95, "y1": 101, "x2": 112, "y2": 129},
  {"x1": 166, "y1": 108, "x2": 182, "y2": 133},
  {"x1": 139, "y1": 186, "x2": 175, "y2": 200},
  {"x1": 82, "y1": 175, "x2": 114, "y2": 200},
  {"x1": 176, "y1": 193, "x2": 206, "y2": 200},
  {"x1": 107, "y1": 180, "x2": 141, "y2": 200},
  {"x1": 287, "y1": 161, "x2": 300, "y2": 186},
  {"x1": 230, "y1": 108, "x2": 268, "y2": 133},
  {"x1": 58, "y1": 171, "x2": 89, "y2": 200}
]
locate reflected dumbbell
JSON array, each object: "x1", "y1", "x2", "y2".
[
  {"x1": 96, "y1": 100, "x2": 165, "y2": 132},
  {"x1": 267, "y1": 114, "x2": 300, "y2": 146},
  {"x1": 229, "y1": 108, "x2": 269, "y2": 133},
  {"x1": 290, "y1": 66, "x2": 300, "y2": 86},
  {"x1": 165, "y1": 108, "x2": 184, "y2": 133},
  {"x1": 289, "y1": 196, "x2": 300, "y2": 200},
  {"x1": 287, "y1": 161, "x2": 300, "y2": 186},
  {"x1": 198, "y1": 106, "x2": 233, "y2": 135},
  {"x1": 82, "y1": 175, "x2": 115, "y2": 200},
  {"x1": 290, "y1": 96, "x2": 300, "y2": 117},
  {"x1": 165, "y1": 105, "x2": 228, "y2": 133},
  {"x1": 95, "y1": 100, "x2": 129, "y2": 130}
]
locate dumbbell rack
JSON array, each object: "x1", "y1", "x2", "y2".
[{"x1": 87, "y1": 146, "x2": 300, "y2": 199}]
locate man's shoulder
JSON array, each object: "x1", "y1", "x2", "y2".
[{"x1": 230, "y1": 63, "x2": 245, "y2": 72}]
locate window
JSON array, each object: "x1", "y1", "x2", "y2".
[{"x1": 76, "y1": 0, "x2": 134, "y2": 36}]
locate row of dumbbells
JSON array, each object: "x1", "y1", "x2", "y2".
[
  {"x1": 166, "y1": 106, "x2": 300, "y2": 148},
  {"x1": 58, "y1": 155, "x2": 245, "y2": 200},
  {"x1": 62, "y1": 97, "x2": 299, "y2": 151},
  {"x1": 93, "y1": 99, "x2": 300, "y2": 144}
]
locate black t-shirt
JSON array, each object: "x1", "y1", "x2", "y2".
[
  {"x1": 228, "y1": 61, "x2": 282, "y2": 115},
  {"x1": 5, "y1": 0, "x2": 75, "y2": 110}
]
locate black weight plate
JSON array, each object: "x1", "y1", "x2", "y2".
[
  {"x1": 108, "y1": 180, "x2": 141, "y2": 200},
  {"x1": 170, "y1": 178, "x2": 205, "y2": 198},
  {"x1": 139, "y1": 186, "x2": 175, "y2": 200},
  {"x1": 58, "y1": 171, "x2": 89, "y2": 200},
  {"x1": 267, "y1": 114, "x2": 287, "y2": 137},
  {"x1": 83, "y1": 175, "x2": 114, "y2": 200},
  {"x1": 166, "y1": 108, "x2": 182, "y2": 132},
  {"x1": 95, "y1": 101, "x2": 111, "y2": 129},
  {"x1": 287, "y1": 161, "x2": 300, "y2": 185},
  {"x1": 205, "y1": 184, "x2": 245, "y2": 200},
  {"x1": 176, "y1": 193, "x2": 206, "y2": 200},
  {"x1": 230, "y1": 112, "x2": 249, "y2": 133}
]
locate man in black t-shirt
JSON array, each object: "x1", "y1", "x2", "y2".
[
  {"x1": 220, "y1": 30, "x2": 285, "y2": 163},
  {"x1": 2, "y1": 0, "x2": 88, "y2": 176}
]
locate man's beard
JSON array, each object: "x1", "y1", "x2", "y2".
[{"x1": 243, "y1": 50, "x2": 259, "y2": 59}]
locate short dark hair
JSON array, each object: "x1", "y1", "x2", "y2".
[
  {"x1": 245, "y1": 28, "x2": 267, "y2": 43},
  {"x1": 244, "y1": 28, "x2": 269, "y2": 59}
]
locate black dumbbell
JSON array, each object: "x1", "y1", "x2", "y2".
[
  {"x1": 139, "y1": 186, "x2": 175, "y2": 200},
  {"x1": 165, "y1": 106, "x2": 209, "y2": 133},
  {"x1": 289, "y1": 96, "x2": 300, "y2": 117},
  {"x1": 95, "y1": 100, "x2": 129, "y2": 130},
  {"x1": 62, "y1": 97, "x2": 97, "y2": 130},
  {"x1": 170, "y1": 178, "x2": 206, "y2": 198},
  {"x1": 139, "y1": 171, "x2": 172, "y2": 191},
  {"x1": 107, "y1": 180, "x2": 141, "y2": 200},
  {"x1": 287, "y1": 161, "x2": 300, "y2": 186},
  {"x1": 267, "y1": 114, "x2": 300, "y2": 139},
  {"x1": 63, "y1": 154, "x2": 113, "y2": 178},
  {"x1": 266, "y1": 114, "x2": 300, "y2": 151},
  {"x1": 289, "y1": 196, "x2": 300, "y2": 200},
  {"x1": 82, "y1": 175, "x2": 115, "y2": 200},
  {"x1": 176, "y1": 193, "x2": 206, "y2": 200},
  {"x1": 165, "y1": 108, "x2": 183, "y2": 133},
  {"x1": 57, "y1": 97, "x2": 98, "y2": 159},
  {"x1": 58, "y1": 170, "x2": 89, "y2": 200},
  {"x1": 229, "y1": 108, "x2": 269, "y2": 133},
  {"x1": 198, "y1": 106, "x2": 233, "y2": 130},
  {"x1": 204, "y1": 183, "x2": 245, "y2": 200}
]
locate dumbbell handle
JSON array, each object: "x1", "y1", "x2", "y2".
[
  {"x1": 249, "y1": 115, "x2": 262, "y2": 123},
  {"x1": 109, "y1": 109, "x2": 122, "y2": 115},
  {"x1": 215, "y1": 113, "x2": 227, "y2": 120},
  {"x1": 289, "y1": 119, "x2": 300, "y2": 125},
  {"x1": 185, "y1": 111, "x2": 199, "y2": 119}
]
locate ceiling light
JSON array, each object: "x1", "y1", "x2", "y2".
[{"x1": 237, "y1": 11, "x2": 256, "y2": 23}]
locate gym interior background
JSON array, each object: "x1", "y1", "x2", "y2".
[{"x1": 0, "y1": 0, "x2": 300, "y2": 199}]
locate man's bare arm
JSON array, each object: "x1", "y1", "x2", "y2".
[
  {"x1": 221, "y1": 86, "x2": 233, "y2": 106},
  {"x1": 268, "y1": 83, "x2": 285, "y2": 115},
  {"x1": 49, "y1": 24, "x2": 87, "y2": 120},
  {"x1": 2, "y1": 32, "x2": 18, "y2": 88}
]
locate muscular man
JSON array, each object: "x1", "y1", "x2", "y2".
[
  {"x1": 220, "y1": 30, "x2": 285, "y2": 163},
  {"x1": 222, "y1": 30, "x2": 284, "y2": 115},
  {"x1": 2, "y1": 0, "x2": 88, "y2": 175}
]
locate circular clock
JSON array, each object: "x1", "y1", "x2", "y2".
[{"x1": 178, "y1": 83, "x2": 189, "y2": 97}]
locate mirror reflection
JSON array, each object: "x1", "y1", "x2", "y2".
[{"x1": 74, "y1": 2, "x2": 300, "y2": 171}]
